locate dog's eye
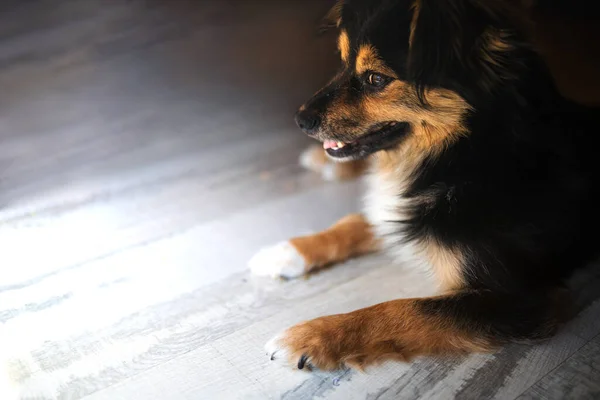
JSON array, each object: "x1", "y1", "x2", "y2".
[{"x1": 366, "y1": 73, "x2": 386, "y2": 88}]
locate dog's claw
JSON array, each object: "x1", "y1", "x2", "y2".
[{"x1": 298, "y1": 354, "x2": 308, "y2": 369}]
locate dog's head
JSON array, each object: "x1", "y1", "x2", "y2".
[{"x1": 296, "y1": 0, "x2": 528, "y2": 161}]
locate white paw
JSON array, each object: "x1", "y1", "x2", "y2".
[
  {"x1": 248, "y1": 241, "x2": 308, "y2": 279},
  {"x1": 299, "y1": 145, "x2": 325, "y2": 172},
  {"x1": 265, "y1": 332, "x2": 290, "y2": 364},
  {"x1": 265, "y1": 330, "x2": 313, "y2": 370},
  {"x1": 320, "y1": 163, "x2": 339, "y2": 181}
]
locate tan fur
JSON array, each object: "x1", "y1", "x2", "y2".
[
  {"x1": 409, "y1": 0, "x2": 421, "y2": 47},
  {"x1": 331, "y1": 159, "x2": 369, "y2": 180},
  {"x1": 322, "y1": 0, "x2": 344, "y2": 30},
  {"x1": 421, "y1": 240, "x2": 466, "y2": 291},
  {"x1": 319, "y1": 82, "x2": 470, "y2": 160},
  {"x1": 319, "y1": 42, "x2": 471, "y2": 158},
  {"x1": 355, "y1": 45, "x2": 397, "y2": 77},
  {"x1": 279, "y1": 296, "x2": 495, "y2": 370},
  {"x1": 363, "y1": 81, "x2": 471, "y2": 156},
  {"x1": 289, "y1": 214, "x2": 380, "y2": 273},
  {"x1": 338, "y1": 30, "x2": 350, "y2": 63}
]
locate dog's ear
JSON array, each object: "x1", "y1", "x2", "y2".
[
  {"x1": 408, "y1": 0, "x2": 527, "y2": 103},
  {"x1": 318, "y1": 0, "x2": 344, "y2": 34}
]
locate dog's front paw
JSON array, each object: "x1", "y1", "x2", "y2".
[
  {"x1": 298, "y1": 145, "x2": 344, "y2": 182},
  {"x1": 265, "y1": 316, "x2": 353, "y2": 371},
  {"x1": 299, "y1": 145, "x2": 367, "y2": 181},
  {"x1": 299, "y1": 145, "x2": 328, "y2": 174},
  {"x1": 248, "y1": 241, "x2": 308, "y2": 279}
]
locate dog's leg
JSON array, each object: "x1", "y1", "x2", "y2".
[
  {"x1": 266, "y1": 288, "x2": 569, "y2": 370},
  {"x1": 299, "y1": 145, "x2": 368, "y2": 181},
  {"x1": 249, "y1": 213, "x2": 380, "y2": 279}
]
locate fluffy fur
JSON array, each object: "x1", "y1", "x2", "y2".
[{"x1": 254, "y1": 0, "x2": 599, "y2": 371}]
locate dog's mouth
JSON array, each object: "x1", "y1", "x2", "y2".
[{"x1": 321, "y1": 121, "x2": 409, "y2": 160}]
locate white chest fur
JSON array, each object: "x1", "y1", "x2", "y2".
[
  {"x1": 363, "y1": 165, "x2": 438, "y2": 281},
  {"x1": 363, "y1": 169, "x2": 408, "y2": 240}
]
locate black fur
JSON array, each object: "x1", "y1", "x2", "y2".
[{"x1": 304, "y1": 0, "x2": 599, "y2": 344}]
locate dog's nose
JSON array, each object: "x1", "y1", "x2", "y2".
[{"x1": 294, "y1": 109, "x2": 320, "y2": 134}]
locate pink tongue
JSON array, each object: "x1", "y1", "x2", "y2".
[{"x1": 323, "y1": 140, "x2": 338, "y2": 149}]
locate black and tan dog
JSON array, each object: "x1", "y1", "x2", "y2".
[{"x1": 249, "y1": 0, "x2": 599, "y2": 371}]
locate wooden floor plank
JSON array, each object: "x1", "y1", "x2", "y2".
[
  {"x1": 517, "y1": 334, "x2": 600, "y2": 400},
  {"x1": 0, "y1": 183, "x2": 364, "y2": 399},
  {"x1": 80, "y1": 261, "x2": 599, "y2": 400}
]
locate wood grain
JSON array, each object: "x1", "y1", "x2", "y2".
[{"x1": 517, "y1": 335, "x2": 600, "y2": 400}]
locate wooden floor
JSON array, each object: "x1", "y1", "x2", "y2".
[{"x1": 1, "y1": 1, "x2": 599, "y2": 399}]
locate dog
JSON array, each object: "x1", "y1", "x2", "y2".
[{"x1": 248, "y1": 0, "x2": 599, "y2": 371}]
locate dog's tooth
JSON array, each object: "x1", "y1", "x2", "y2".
[{"x1": 337, "y1": 141, "x2": 345, "y2": 148}]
